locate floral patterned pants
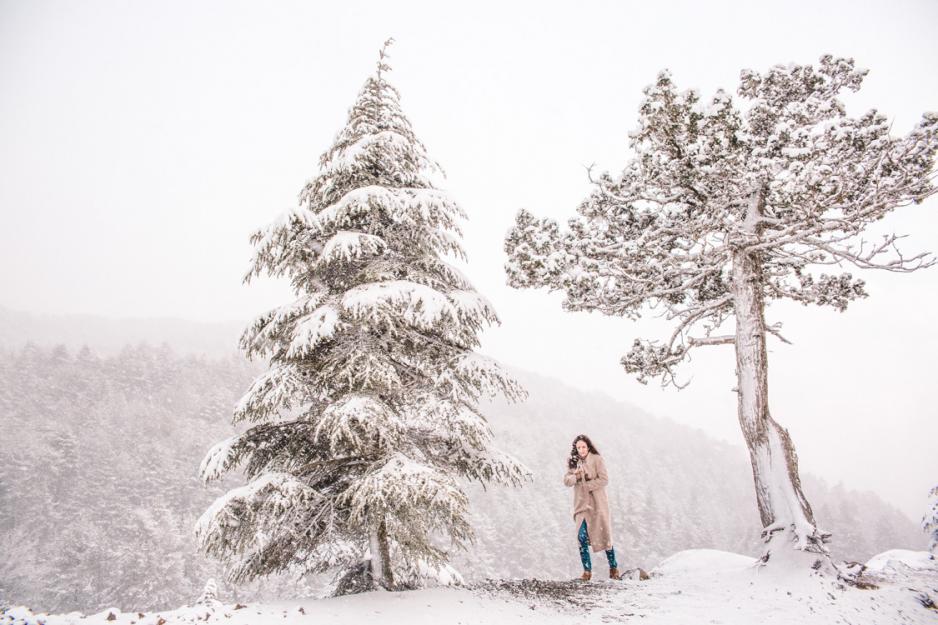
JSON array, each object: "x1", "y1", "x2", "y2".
[{"x1": 578, "y1": 519, "x2": 617, "y2": 571}]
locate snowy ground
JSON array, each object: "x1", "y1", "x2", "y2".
[{"x1": 4, "y1": 550, "x2": 936, "y2": 625}]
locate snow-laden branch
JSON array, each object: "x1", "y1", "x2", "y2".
[{"x1": 505, "y1": 54, "x2": 938, "y2": 389}]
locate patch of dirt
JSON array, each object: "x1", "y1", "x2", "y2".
[{"x1": 469, "y1": 578, "x2": 624, "y2": 611}]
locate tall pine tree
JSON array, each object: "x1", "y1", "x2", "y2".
[{"x1": 195, "y1": 41, "x2": 530, "y2": 592}]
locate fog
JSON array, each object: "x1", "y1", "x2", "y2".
[{"x1": 1, "y1": 0, "x2": 936, "y2": 524}]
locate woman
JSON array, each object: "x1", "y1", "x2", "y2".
[{"x1": 563, "y1": 434, "x2": 621, "y2": 581}]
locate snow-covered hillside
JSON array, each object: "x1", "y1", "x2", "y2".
[
  {"x1": 4, "y1": 550, "x2": 935, "y2": 625},
  {"x1": 0, "y1": 342, "x2": 924, "y2": 613}
]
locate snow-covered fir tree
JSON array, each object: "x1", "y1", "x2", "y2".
[
  {"x1": 195, "y1": 41, "x2": 530, "y2": 592},
  {"x1": 925, "y1": 485, "x2": 938, "y2": 554},
  {"x1": 504, "y1": 55, "x2": 938, "y2": 572},
  {"x1": 195, "y1": 579, "x2": 219, "y2": 606}
]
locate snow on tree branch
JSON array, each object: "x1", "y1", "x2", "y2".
[
  {"x1": 505, "y1": 54, "x2": 938, "y2": 386},
  {"x1": 198, "y1": 435, "x2": 241, "y2": 484}
]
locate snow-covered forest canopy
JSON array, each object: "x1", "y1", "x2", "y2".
[{"x1": 0, "y1": 338, "x2": 924, "y2": 613}]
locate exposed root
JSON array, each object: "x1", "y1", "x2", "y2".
[{"x1": 755, "y1": 523, "x2": 873, "y2": 588}]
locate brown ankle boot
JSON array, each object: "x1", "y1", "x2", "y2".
[
  {"x1": 579, "y1": 570, "x2": 591, "y2": 581},
  {"x1": 609, "y1": 567, "x2": 621, "y2": 580}
]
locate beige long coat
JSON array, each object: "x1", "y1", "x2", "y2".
[{"x1": 563, "y1": 451, "x2": 614, "y2": 552}]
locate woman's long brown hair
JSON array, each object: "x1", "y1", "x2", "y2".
[{"x1": 568, "y1": 434, "x2": 600, "y2": 469}]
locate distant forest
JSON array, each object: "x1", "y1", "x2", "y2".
[{"x1": 0, "y1": 342, "x2": 922, "y2": 613}]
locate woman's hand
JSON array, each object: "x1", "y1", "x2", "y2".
[{"x1": 574, "y1": 466, "x2": 586, "y2": 481}]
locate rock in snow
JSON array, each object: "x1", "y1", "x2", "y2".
[
  {"x1": 650, "y1": 548, "x2": 758, "y2": 576},
  {"x1": 865, "y1": 549, "x2": 937, "y2": 572}
]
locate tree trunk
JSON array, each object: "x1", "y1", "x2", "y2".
[
  {"x1": 731, "y1": 191, "x2": 830, "y2": 561},
  {"x1": 369, "y1": 518, "x2": 394, "y2": 589}
]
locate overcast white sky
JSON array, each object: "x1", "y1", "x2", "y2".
[{"x1": 2, "y1": 0, "x2": 936, "y2": 526}]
